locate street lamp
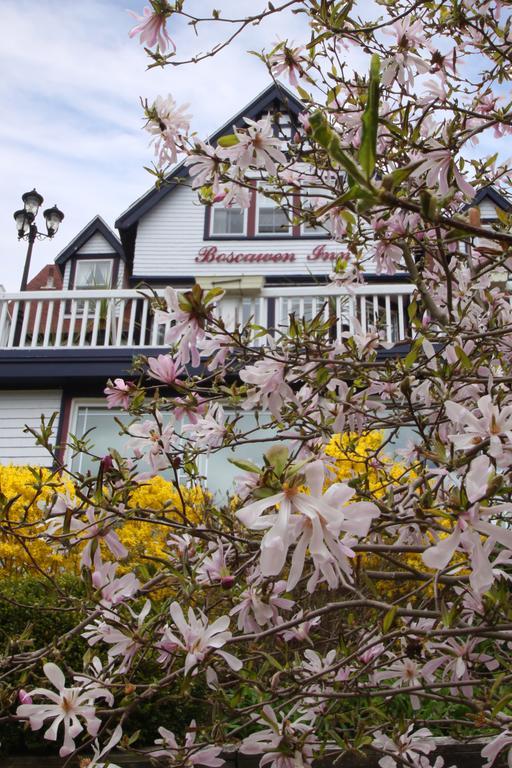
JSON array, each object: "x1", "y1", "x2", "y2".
[{"x1": 13, "y1": 189, "x2": 64, "y2": 291}]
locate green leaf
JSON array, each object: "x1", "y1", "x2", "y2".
[
  {"x1": 217, "y1": 133, "x2": 240, "y2": 148},
  {"x1": 382, "y1": 605, "x2": 398, "y2": 633},
  {"x1": 309, "y1": 111, "x2": 369, "y2": 188},
  {"x1": 228, "y1": 457, "x2": 261, "y2": 474},
  {"x1": 359, "y1": 54, "x2": 380, "y2": 180},
  {"x1": 264, "y1": 445, "x2": 289, "y2": 475}
]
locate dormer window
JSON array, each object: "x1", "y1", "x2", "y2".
[
  {"x1": 211, "y1": 205, "x2": 246, "y2": 236},
  {"x1": 74, "y1": 259, "x2": 113, "y2": 290}
]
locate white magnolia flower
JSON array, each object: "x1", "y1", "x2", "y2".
[{"x1": 16, "y1": 662, "x2": 112, "y2": 757}]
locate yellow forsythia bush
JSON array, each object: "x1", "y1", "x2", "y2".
[{"x1": 0, "y1": 465, "x2": 209, "y2": 578}]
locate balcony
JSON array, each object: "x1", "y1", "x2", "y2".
[{"x1": 0, "y1": 284, "x2": 415, "y2": 351}]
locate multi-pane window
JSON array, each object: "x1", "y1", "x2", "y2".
[
  {"x1": 211, "y1": 206, "x2": 245, "y2": 236},
  {"x1": 74, "y1": 260, "x2": 113, "y2": 290},
  {"x1": 257, "y1": 195, "x2": 290, "y2": 235},
  {"x1": 67, "y1": 402, "x2": 277, "y2": 498}
]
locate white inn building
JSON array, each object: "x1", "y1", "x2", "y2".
[{"x1": 0, "y1": 83, "x2": 508, "y2": 491}]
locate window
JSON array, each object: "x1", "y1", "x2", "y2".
[
  {"x1": 74, "y1": 260, "x2": 113, "y2": 290},
  {"x1": 67, "y1": 402, "x2": 279, "y2": 498},
  {"x1": 68, "y1": 402, "x2": 132, "y2": 474},
  {"x1": 257, "y1": 194, "x2": 290, "y2": 235},
  {"x1": 211, "y1": 205, "x2": 245, "y2": 236}
]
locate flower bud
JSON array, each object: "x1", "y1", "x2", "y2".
[
  {"x1": 220, "y1": 575, "x2": 235, "y2": 589},
  {"x1": 18, "y1": 689, "x2": 32, "y2": 705},
  {"x1": 100, "y1": 454, "x2": 114, "y2": 472}
]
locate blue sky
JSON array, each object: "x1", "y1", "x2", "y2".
[{"x1": 0, "y1": 0, "x2": 307, "y2": 289}]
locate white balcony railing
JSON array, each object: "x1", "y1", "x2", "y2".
[{"x1": 0, "y1": 285, "x2": 415, "y2": 351}]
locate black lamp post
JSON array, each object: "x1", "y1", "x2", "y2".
[{"x1": 14, "y1": 189, "x2": 64, "y2": 291}]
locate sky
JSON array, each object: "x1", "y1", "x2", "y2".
[{"x1": 0, "y1": 0, "x2": 308, "y2": 290}]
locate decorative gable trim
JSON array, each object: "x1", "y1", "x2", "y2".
[
  {"x1": 115, "y1": 82, "x2": 304, "y2": 232},
  {"x1": 55, "y1": 215, "x2": 125, "y2": 267},
  {"x1": 465, "y1": 185, "x2": 512, "y2": 213}
]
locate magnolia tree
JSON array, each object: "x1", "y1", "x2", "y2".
[{"x1": 4, "y1": 0, "x2": 512, "y2": 766}]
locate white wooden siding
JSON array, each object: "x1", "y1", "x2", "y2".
[
  {"x1": 0, "y1": 390, "x2": 61, "y2": 466},
  {"x1": 117, "y1": 259, "x2": 125, "y2": 288},
  {"x1": 76, "y1": 232, "x2": 117, "y2": 255},
  {"x1": 478, "y1": 199, "x2": 497, "y2": 219},
  {"x1": 133, "y1": 184, "x2": 377, "y2": 278},
  {"x1": 63, "y1": 261, "x2": 72, "y2": 290}
]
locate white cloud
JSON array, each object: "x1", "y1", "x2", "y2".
[{"x1": 0, "y1": 0, "x2": 308, "y2": 289}]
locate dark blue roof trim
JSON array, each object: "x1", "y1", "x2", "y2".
[
  {"x1": 56, "y1": 216, "x2": 125, "y2": 266},
  {"x1": 115, "y1": 82, "x2": 304, "y2": 232},
  {"x1": 464, "y1": 185, "x2": 512, "y2": 213}
]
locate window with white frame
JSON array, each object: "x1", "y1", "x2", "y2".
[
  {"x1": 257, "y1": 193, "x2": 290, "y2": 235},
  {"x1": 67, "y1": 402, "x2": 278, "y2": 497},
  {"x1": 74, "y1": 260, "x2": 113, "y2": 290},
  {"x1": 211, "y1": 205, "x2": 246, "y2": 236},
  {"x1": 68, "y1": 402, "x2": 133, "y2": 475}
]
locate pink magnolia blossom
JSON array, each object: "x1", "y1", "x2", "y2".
[
  {"x1": 423, "y1": 455, "x2": 512, "y2": 594},
  {"x1": 74, "y1": 507, "x2": 128, "y2": 568},
  {"x1": 278, "y1": 609, "x2": 320, "y2": 643},
  {"x1": 128, "y1": 5, "x2": 175, "y2": 52},
  {"x1": 145, "y1": 95, "x2": 191, "y2": 168},
  {"x1": 182, "y1": 403, "x2": 228, "y2": 449},
  {"x1": 16, "y1": 662, "x2": 112, "y2": 758},
  {"x1": 445, "y1": 395, "x2": 512, "y2": 463},
  {"x1": 422, "y1": 637, "x2": 498, "y2": 698},
  {"x1": 87, "y1": 724, "x2": 123, "y2": 768},
  {"x1": 83, "y1": 601, "x2": 151, "y2": 673},
  {"x1": 155, "y1": 287, "x2": 216, "y2": 367},
  {"x1": 269, "y1": 41, "x2": 307, "y2": 87},
  {"x1": 104, "y1": 378, "x2": 135, "y2": 409},
  {"x1": 239, "y1": 705, "x2": 318, "y2": 768},
  {"x1": 230, "y1": 577, "x2": 294, "y2": 634},
  {"x1": 240, "y1": 357, "x2": 295, "y2": 418},
  {"x1": 481, "y1": 729, "x2": 512, "y2": 768},
  {"x1": 414, "y1": 145, "x2": 475, "y2": 198},
  {"x1": 160, "y1": 602, "x2": 241, "y2": 674},
  {"x1": 372, "y1": 726, "x2": 446, "y2": 768},
  {"x1": 91, "y1": 561, "x2": 141, "y2": 607},
  {"x1": 128, "y1": 413, "x2": 177, "y2": 473},
  {"x1": 186, "y1": 141, "x2": 225, "y2": 196},
  {"x1": 237, "y1": 460, "x2": 379, "y2": 592},
  {"x1": 147, "y1": 354, "x2": 185, "y2": 385},
  {"x1": 153, "y1": 720, "x2": 224, "y2": 766},
  {"x1": 224, "y1": 114, "x2": 287, "y2": 174},
  {"x1": 374, "y1": 658, "x2": 425, "y2": 710},
  {"x1": 196, "y1": 540, "x2": 234, "y2": 586}
]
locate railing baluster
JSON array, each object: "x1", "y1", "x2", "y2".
[
  {"x1": 91, "y1": 300, "x2": 101, "y2": 347},
  {"x1": 43, "y1": 301, "x2": 54, "y2": 347},
  {"x1": 360, "y1": 296, "x2": 367, "y2": 333},
  {"x1": 127, "y1": 298, "x2": 137, "y2": 346},
  {"x1": 139, "y1": 299, "x2": 149, "y2": 346},
  {"x1": 116, "y1": 299, "x2": 125, "y2": 347},
  {"x1": 6, "y1": 301, "x2": 20, "y2": 347},
  {"x1": 385, "y1": 294, "x2": 392, "y2": 343},
  {"x1": 0, "y1": 301, "x2": 9, "y2": 347},
  {"x1": 54, "y1": 299, "x2": 65, "y2": 347},
  {"x1": 104, "y1": 299, "x2": 114, "y2": 347},
  {"x1": 31, "y1": 301, "x2": 43, "y2": 347},
  {"x1": 79, "y1": 301, "x2": 90, "y2": 347},
  {"x1": 373, "y1": 295, "x2": 379, "y2": 329},
  {"x1": 19, "y1": 301, "x2": 31, "y2": 347},
  {"x1": 398, "y1": 295, "x2": 405, "y2": 340},
  {"x1": 67, "y1": 300, "x2": 78, "y2": 347},
  {"x1": 348, "y1": 296, "x2": 355, "y2": 333}
]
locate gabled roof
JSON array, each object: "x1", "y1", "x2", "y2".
[
  {"x1": 115, "y1": 81, "x2": 304, "y2": 232},
  {"x1": 55, "y1": 215, "x2": 124, "y2": 266},
  {"x1": 468, "y1": 184, "x2": 512, "y2": 213}
]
